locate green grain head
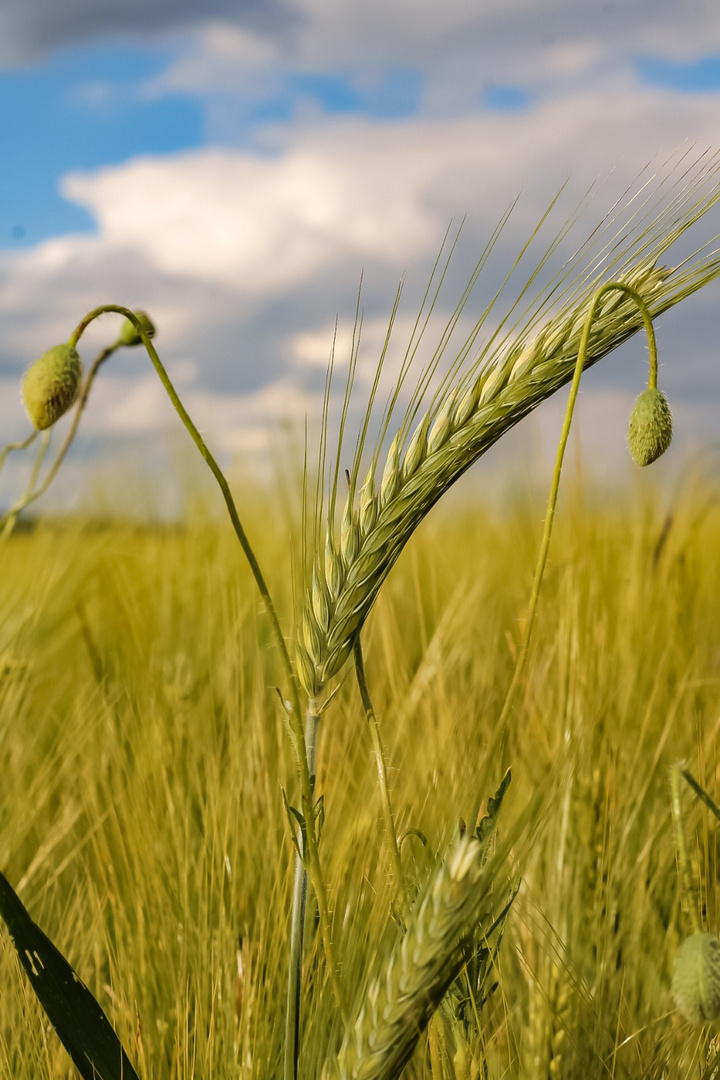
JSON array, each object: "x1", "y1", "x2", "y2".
[
  {"x1": 672, "y1": 932, "x2": 720, "y2": 1025},
  {"x1": 21, "y1": 344, "x2": 83, "y2": 430},
  {"x1": 627, "y1": 387, "x2": 673, "y2": 467},
  {"x1": 119, "y1": 310, "x2": 155, "y2": 347}
]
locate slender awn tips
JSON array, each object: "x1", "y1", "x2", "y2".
[{"x1": 297, "y1": 159, "x2": 720, "y2": 697}]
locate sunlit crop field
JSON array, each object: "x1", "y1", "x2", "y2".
[{"x1": 1, "y1": 476, "x2": 719, "y2": 1078}]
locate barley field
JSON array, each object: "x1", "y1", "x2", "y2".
[
  {"x1": 4, "y1": 156, "x2": 720, "y2": 1080},
  {"x1": 1, "y1": 469, "x2": 719, "y2": 1079}
]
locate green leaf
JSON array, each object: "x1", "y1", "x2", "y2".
[
  {"x1": 0, "y1": 871, "x2": 140, "y2": 1080},
  {"x1": 314, "y1": 794, "x2": 325, "y2": 845},
  {"x1": 682, "y1": 769, "x2": 720, "y2": 824},
  {"x1": 475, "y1": 768, "x2": 512, "y2": 849},
  {"x1": 281, "y1": 787, "x2": 305, "y2": 859}
]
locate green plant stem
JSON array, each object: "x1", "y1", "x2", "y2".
[
  {"x1": 353, "y1": 637, "x2": 406, "y2": 911},
  {"x1": 301, "y1": 700, "x2": 348, "y2": 1022},
  {"x1": 0, "y1": 431, "x2": 38, "y2": 478},
  {"x1": 671, "y1": 763, "x2": 700, "y2": 934},
  {"x1": 1, "y1": 430, "x2": 51, "y2": 538},
  {"x1": 56, "y1": 305, "x2": 349, "y2": 1042},
  {"x1": 495, "y1": 282, "x2": 659, "y2": 738},
  {"x1": 69, "y1": 308, "x2": 344, "y2": 1029},
  {"x1": 0, "y1": 346, "x2": 117, "y2": 538},
  {"x1": 69, "y1": 306, "x2": 304, "y2": 722},
  {"x1": 284, "y1": 708, "x2": 319, "y2": 1080}
]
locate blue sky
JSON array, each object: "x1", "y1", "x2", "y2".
[
  {"x1": 2, "y1": 0, "x2": 720, "y2": 506},
  {"x1": 5, "y1": 19, "x2": 718, "y2": 250},
  {"x1": 0, "y1": 46, "x2": 203, "y2": 245}
]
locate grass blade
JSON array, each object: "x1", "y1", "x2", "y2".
[{"x1": 0, "y1": 871, "x2": 140, "y2": 1080}]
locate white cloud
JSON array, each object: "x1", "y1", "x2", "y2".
[
  {"x1": 144, "y1": 0, "x2": 720, "y2": 111},
  {"x1": 81, "y1": 371, "x2": 317, "y2": 456},
  {"x1": 60, "y1": 144, "x2": 436, "y2": 294},
  {"x1": 3, "y1": 79, "x2": 720, "y2": 499},
  {"x1": 58, "y1": 83, "x2": 720, "y2": 297}
]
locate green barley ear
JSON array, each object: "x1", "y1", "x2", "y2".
[
  {"x1": 323, "y1": 836, "x2": 496, "y2": 1080},
  {"x1": 300, "y1": 155, "x2": 720, "y2": 698},
  {"x1": 672, "y1": 933, "x2": 720, "y2": 1025},
  {"x1": 21, "y1": 344, "x2": 83, "y2": 430},
  {"x1": 627, "y1": 387, "x2": 673, "y2": 466},
  {"x1": 118, "y1": 309, "x2": 155, "y2": 347}
]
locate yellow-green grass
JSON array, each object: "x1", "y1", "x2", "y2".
[{"x1": 1, "y1": 477, "x2": 719, "y2": 1078}]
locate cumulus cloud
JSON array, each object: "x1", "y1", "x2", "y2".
[
  {"x1": 4, "y1": 0, "x2": 720, "y2": 102},
  {"x1": 2, "y1": 79, "x2": 720, "y2": 497},
  {"x1": 143, "y1": 0, "x2": 720, "y2": 116},
  {"x1": 59, "y1": 83, "x2": 720, "y2": 296}
]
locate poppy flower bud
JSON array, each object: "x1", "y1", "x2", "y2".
[
  {"x1": 119, "y1": 310, "x2": 155, "y2": 347},
  {"x1": 21, "y1": 344, "x2": 83, "y2": 430},
  {"x1": 627, "y1": 387, "x2": 673, "y2": 467},
  {"x1": 672, "y1": 932, "x2": 720, "y2": 1025}
]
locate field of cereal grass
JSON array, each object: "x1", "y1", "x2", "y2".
[{"x1": 1, "y1": 470, "x2": 720, "y2": 1078}]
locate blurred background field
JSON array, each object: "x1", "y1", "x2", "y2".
[{"x1": 1, "y1": 467, "x2": 720, "y2": 1078}]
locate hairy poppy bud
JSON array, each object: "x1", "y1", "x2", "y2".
[
  {"x1": 21, "y1": 344, "x2": 83, "y2": 430},
  {"x1": 119, "y1": 310, "x2": 155, "y2": 347},
  {"x1": 627, "y1": 387, "x2": 673, "y2": 467},
  {"x1": 672, "y1": 932, "x2": 720, "y2": 1025}
]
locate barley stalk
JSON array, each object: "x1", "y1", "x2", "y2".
[
  {"x1": 321, "y1": 836, "x2": 500, "y2": 1080},
  {"x1": 298, "y1": 224, "x2": 720, "y2": 696}
]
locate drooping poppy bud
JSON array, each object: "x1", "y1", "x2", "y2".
[
  {"x1": 21, "y1": 344, "x2": 83, "y2": 430},
  {"x1": 119, "y1": 310, "x2": 156, "y2": 348},
  {"x1": 672, "y1": 932, "x2": 720, "y2": 1025},
  {"x1": 627, "y1": 387, "x2": 673, "y2": 467}
]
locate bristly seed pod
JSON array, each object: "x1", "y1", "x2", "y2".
[
  {"x1": 22, "y1": 344, "x2": 83, "y2": 430},
  {"x1": 119, "y1": 310, "x2": 156, "y2": 347},
  {"x1": 627, "y1": 387, "x2": 673, "y2": 466},
  {"x1": 672, "y1": 933, "x2": 720, "y2": 1025}
]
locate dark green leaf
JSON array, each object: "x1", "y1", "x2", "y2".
[
  {"x1": 476, "y1": 768, "x2": 512, "y2": 848},
  {"x1": 682, "y1": 769, "x2": 720, "y2": 824},
  {"x1": 0, "y1": 871, "x2": 140, "y2": 1080}
]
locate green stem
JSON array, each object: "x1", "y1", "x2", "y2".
[
  {"x1": 496, "y1": 282, "x2": 659, "y2": 736},
  {"x1": 671, "y1": 763, "x2": 700, "y2": 934},
  {"x1": 300, "y1": 700, "x2": 347, "y2": 1022},
  {"x1": 0, "y1": 430, "x2": 38, "y2": 478},
  {"x1": 68, "y1": 308, "x2": 342, "y2": 1029},
  {"x1": 1, "y1": 430, "x2": 51, "y2": 538},
  {"x1": 353, "y1": 637, "x2": 406, "y2": 911},
  {"x1": 284, "y1": 709, "x2": 319, "y2": 1080},
  {"x1": 69, "y1": 305, "x2": 303, "y2": 721}
]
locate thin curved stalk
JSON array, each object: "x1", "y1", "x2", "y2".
[
  {"x1": 69, "y1": 305, "x2": 303, "y2": 722},
  {"x1": 671, "y1": 763, "x2": 700, "y2": 934},
  {"x1": 495, "y1": 282, "x2": 659, "y2": 734},
  {"x1": 68, "y1": 308, "x2": 344, "y2": 1029},
  {"x1": 0, "y1": 430, "x2": 38, "y2": 478},
  {"x1": 300, "y1": 701, "x2": 348, "y2": 1023},
  {"x1": 284, "y1": 709, "x2": 319, "y2": 1080},
  {"x1": 1, "y1": 430, "x2": 51, "y2": 538},
  {"x1": 353, "y1": 638, "x2": 406, "y2": 913}
]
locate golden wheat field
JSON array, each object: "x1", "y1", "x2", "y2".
[{"x1": 1, "y1": 469, "x2": 719, "y2": 1078}]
